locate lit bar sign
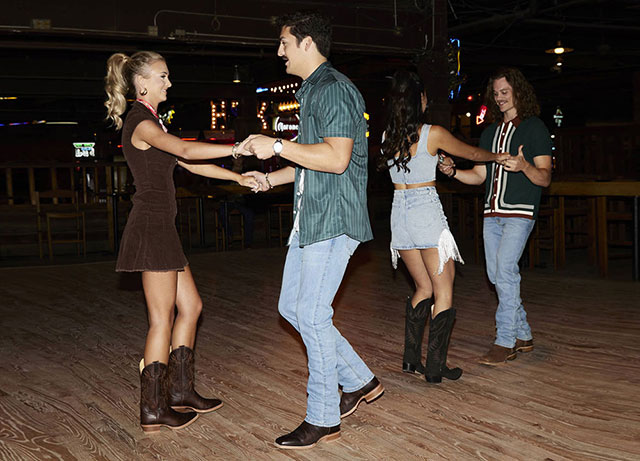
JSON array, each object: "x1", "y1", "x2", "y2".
[
  {"x1": 73, "y1": 142, "x2": 96, "y2": 158},
  {"x1": 273, "y1": 114, "x2": 300, "y2": 141}
]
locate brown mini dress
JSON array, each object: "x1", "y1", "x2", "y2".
[{"x1": 115, "y1": 102, "x2": 188, "y2": 272}]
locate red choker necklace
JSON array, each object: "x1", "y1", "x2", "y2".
[{"x1": 136, "y1": 99, "x2": 167, "y2": 133}]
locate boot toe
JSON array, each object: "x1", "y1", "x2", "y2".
[{"x1": 275, "y1": 421, "x2": 340, "y2": 449}]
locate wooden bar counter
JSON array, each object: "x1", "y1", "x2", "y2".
[{"x1": 437, "y1": 180, "x2": 640, "y2": 280}]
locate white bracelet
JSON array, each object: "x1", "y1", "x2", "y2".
[
  {"x1": 231, "y1": 142, "x2": 241, "y2": 159},
  {"x1": 264, "y1": 173, "x2": 274, "y2": 189}
]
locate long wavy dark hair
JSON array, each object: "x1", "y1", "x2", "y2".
[
  {"x1": 378, "y1": 70, "x2": 426, "y2": 172},
  {"x1": 484, "y1": 67, "x2": 540, "y2": 123}
]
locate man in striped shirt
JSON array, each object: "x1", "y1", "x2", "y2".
[
  {"x1": 242, "y1": 12, "x2": 382, "y2": 450},
  {"x1": 440, "y1": 68, "x2": 552, "y2": 365}
]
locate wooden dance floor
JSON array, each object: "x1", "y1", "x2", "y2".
[{"x1": 1, "y1": 243, "x2": 638, "y2": 460}]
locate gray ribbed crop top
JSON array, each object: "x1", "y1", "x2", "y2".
[{"x1": 387, "y1": 124, "x2": 437, "y2": 184}]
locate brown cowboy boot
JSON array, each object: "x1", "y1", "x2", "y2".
[
  {"x1": 168, "y1": 345, "x2": 223, "y2": 413},
  {"x1": 140, "y1": 361, "x2": 198, "y2": 432}
]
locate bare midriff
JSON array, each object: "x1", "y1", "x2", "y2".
[{"x1": 393, "y1": 181, "x2": 436, "y2": 190}]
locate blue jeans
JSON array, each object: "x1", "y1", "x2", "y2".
[
  {"x1": 483, "y1": 217, "x2": 536, "y2": 349},
  {"x1": 279, "y1": 232, "x2": 374, "y2": 427}
]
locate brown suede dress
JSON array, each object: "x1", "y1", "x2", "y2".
[{"x1": 115, "y1": 102, "x2": 188, "y2": 272}]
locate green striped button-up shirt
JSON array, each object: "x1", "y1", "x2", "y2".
[{"x1": 292, "y1": 61, "x2": 373, "y2": 247}]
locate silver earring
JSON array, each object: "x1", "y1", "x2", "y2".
[{"x1": 140, "y1": 88, "x2": 148, "y2": 96}]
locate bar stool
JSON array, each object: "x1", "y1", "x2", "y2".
[
  {"x1": 217, "y1": 201, "x2": 245, "y2": 250},
  {"x1": 266, "y1": 203, "x2": 293, "y2": 247},
  {"x1": 227, "y1": 208, "x2": 245, "y2": 249},
  {"x1": 176, "y1": 189, "x2": 200, "y2": 250}
]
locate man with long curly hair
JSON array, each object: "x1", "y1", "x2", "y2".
[{"x1": 439, "y1": 67, "x2": 552, "y2": 365}]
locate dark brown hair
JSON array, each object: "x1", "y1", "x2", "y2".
[
  {"x1": 276, "y1": 12, "x2": 332, "y2": 58},
  {"x1": 378, "y1": 70, "x2": 426, "y2": 172}
]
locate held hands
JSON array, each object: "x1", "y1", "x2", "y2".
[
  {"x1": 437, "y1": 154, "x2": 456, "y2": 177},
  {"x1": 232, "y1": 137, "x2": 254, "y2": 157},
  {"x1": 242, "y1": 171, "x2": 270, "y2": 193},
  {"x1": 494, "y1": 152, "x2": 511, "y2": 165},
  {"x1": 237, "y1": 174, "x2": 259, "y2": 191},
  {"x1": 240, "y1": 134, "x2": 277, "y2": 160},
  {"x1": 501, "y1": 145, "x2": 528, "y2": 172}
]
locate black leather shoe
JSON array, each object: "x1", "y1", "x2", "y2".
[
  {"x1": 274, "y1": 421, "x2": 340, "y2": 450},
  {"x1": 340, "y1": 377, "x2": 384, "y2": 418}
]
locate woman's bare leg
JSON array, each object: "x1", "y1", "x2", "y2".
[
  {"x1": 142, "y1": 270, "x2": 178, "y2": 364},
  {"x1": 420, "y1": 248, "x2": 455, "y2": 316},
  {"x1": 173, "y1": 265, "x2": 203, "y2": 349},
  {"x1": 398, "y1": 249, "x2": 433, "y2": 306}
]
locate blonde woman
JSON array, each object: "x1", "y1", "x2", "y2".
[{"x1": 105, "y1": 51, "x2": 256, "y2": 432}]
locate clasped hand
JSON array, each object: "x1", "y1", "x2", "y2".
[
  {"x1": 234, "y1": 134, "x2": 278, "y2": 160},
  {"x1": 499, "y1": 145, "x2": 528, "y2": 172},
  {"x1": 232, "y1": 135, "x2": 278, "y2": 193},
  {"x1": 437, "y1": 145, "x2": 526, "y2": 177}
]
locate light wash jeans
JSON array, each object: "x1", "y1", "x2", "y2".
[
  {"x1": 483, "y1": 217, "x2": 536, "y2": 349},
  {"x1": 278, "y1": 232, "x2": 374, "y2": 427}
]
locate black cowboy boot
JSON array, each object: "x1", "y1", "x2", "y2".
[
  {"x1": 425, "y1": 308, "x2": 463, "y2": 383},
  {"x1": 140, "y1": 361, "x2": 198, "y2": 432},
  {"x1": 168, "y1": 345, "x2": 223, "y2": 413},
  {"x1": 402, "y1": 297, "x2": 431, "y2": 374}
]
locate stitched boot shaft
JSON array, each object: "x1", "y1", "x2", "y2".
[
  {"x1": 168, "y1": 346, "x2": 222, "y2": 413},
  {"x1": 439, "y1": 310, "x2": 463, "y2": 380},
  {"x1": 402, "y1": 297, "x2": 431, "y2": 373},
  {"x1": 140, "y1": 361, "x2": 198, "y2": 431},
  {"x1": 425, "y1": 308, "x2": 463, "y2": 383}
]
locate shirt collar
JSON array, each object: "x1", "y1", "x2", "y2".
[
  {"x1": 296, "y1": 61, "x2": 331, "y2": 101},
  {"x1": 503, "y1": 115, "x2": 521, "y2": 128}
]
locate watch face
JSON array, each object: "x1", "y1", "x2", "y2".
[{"x1": 273, "y1": 139, "x2": 283, "y2": 154}]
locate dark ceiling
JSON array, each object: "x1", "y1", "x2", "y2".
[{"x1": 1, "y1": 0, "x2": 639, "y2": 139}]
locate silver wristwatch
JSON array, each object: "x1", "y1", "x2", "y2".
[{"x1": 273, "y1": 138, "x2": 283, "y2": 156}]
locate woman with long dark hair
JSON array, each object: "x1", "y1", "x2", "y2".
[
  {"x1": 379, "y1": 70, "x2": 506, "y2": 383},
  {"x1": 105, "y1": 51, "x2": 256, "y2": 432}
]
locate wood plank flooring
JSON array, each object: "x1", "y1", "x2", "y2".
[{"x1": 0, "y1": 242, "x2": 638, "y2": 460}]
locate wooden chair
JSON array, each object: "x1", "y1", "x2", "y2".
[
  {"x1": 0, "y1": 200, "x2": 39, "y2": 259},
  {"x1": 36, "y1": 190, "x2": 86, "y2": 261}
]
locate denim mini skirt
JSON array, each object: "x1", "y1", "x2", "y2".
[{"x1": 390, "y1": 186, "x2": 463, "y2": 274}]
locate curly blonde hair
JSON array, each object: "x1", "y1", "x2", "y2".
[
  {"x1": 104, "y1": 51, "x2": 164, "y2": 130},
  {"x1": 484, "y1": 67, "x2": 540, "y2": 123}
]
